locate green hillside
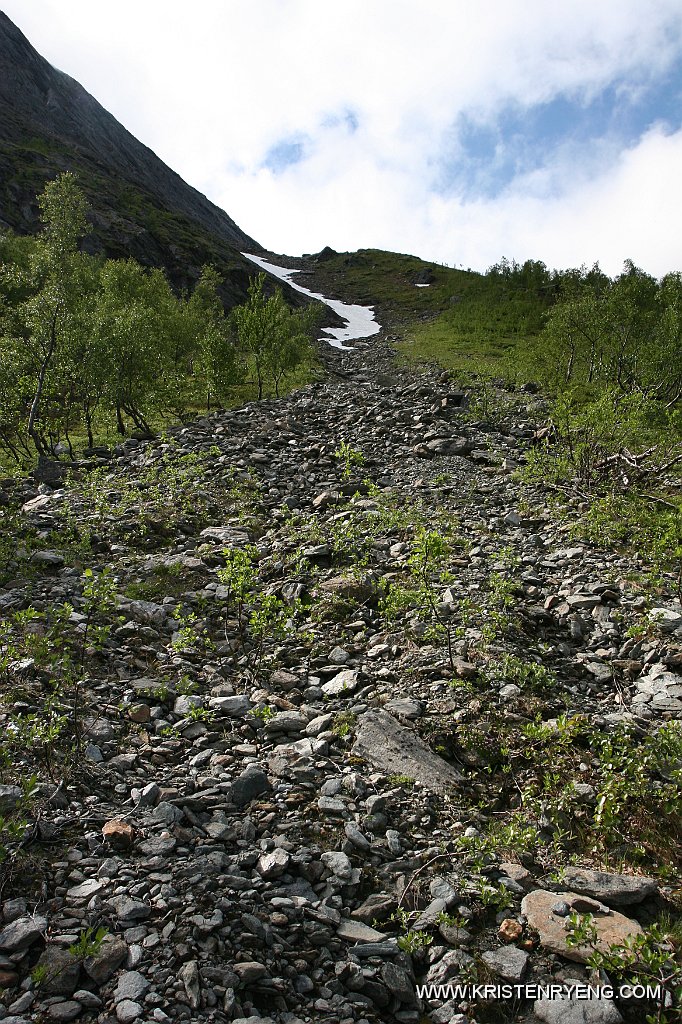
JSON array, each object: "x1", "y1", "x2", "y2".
[{"x1": 301, "y1": 248, "x2": 556, "y2": 376}]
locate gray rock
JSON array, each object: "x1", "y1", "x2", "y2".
[
  {"x1": 352, "y1": 940, "x2": 401, "y2": 957},
  {"x1": 257, "y1": 849, "x2": 290, "y2": 878},
  {"x1": 149, "y1": 801, "x2": 183, "y2": 824},
  {"x1": 481, "y1": 945, "x2": 529, "y2": 981},
  {"x1": 114, "y1": 970, "x2": 150, "y2": 1003},
  {"x1": 559, "y1": 868, "x2": 657, "y2": 906},
  {"x1": 230, "y1": 767, "x2": 271, "y2": 807},
  {"x1": 648, "y1": 607, "x2": 682, "y2": 634},
  {"x1": 386, "y1": 828, "x2": 402, "y2": 854},
  {"x1": 109, "y1": 897, "x2": 151, "y2": 922},
  {"x1": 0, "y1": 786, "x2": 23, "y2": 813},
  {"x1": 1, "y1": 898, "x2": 27, "y2": 922},
  {"x1": 344, "y1": 822, "x2": 371, "y2": 850},
  {"x1": 138, "y1": 835, "x2": 177, "y2": 857},
  {"x1": 66, "y1": 879, "x2": 103, "y2": 899},
  {"x1": 321, "y1": 851, "x2": 353, "y2": 880},
  {"x1": 521, "y1": 890, "x2": 642, "y2": 963},
  {"x1": 633, "y1": 669, "x2": 682, "y2": 714},
  {"x1": 178, "y1": 960, "x2": 201, "y2": 1009},
  {"x1": 46, "y1": 1002, "x2": 82, "y2": 1022},
  {"x1": 429, "y1": 877, "x2": 458, "y2": 905},
  {"x1": 306, "y1": 712, "x2": 335, "y2": 736},
  {"x1": 73, "y1": 991, "x2": 102, "y2": 1008},
  {"x1": 30, "y1": 550, "x2": 65, "y2": 567},
  {"x1": 413, "y1": 898, "x2": 447, "y2": 929},
  {"x1": 173, "y1": 694, "x2": 204, "y2": 715},
  {"x1": 84, "y1": 717, "x2": 115, "y2": 741},
  {"x1": 233, "y1": 960, "x2": 268, "y2": 983},
  {"x1": 336, "y1": 920, "x2": 386, "y2": 942},
  {"x1": 533, "y1": 991, "x2": 623, "y2": 1023},
  {"x1": 353, "y1": 710, "x2": 464, "y2": 794},
  {"x1": 351, "y1": 893, "x2": 397, "y2": 924},
  {"x1": 0, "y1": 914, "x2": 47, "y2": 951},
  {"x1": 210, "y1": 694, "x2": 253, "y2": 716},
  {"x1": 199, "y1": 526, "x2": 250, "y2": 545},
  {"x1": 264, "y1": 710, "x2": 308, "y2": 733},
  {"x1": 384, "y1": 697, "x2": 424, "y2": 719},
  {"x1": 232, "y1": 1018, "x2": 275, "y2": 1024},
  {"x1": 123, "y1": 599, "x2": 167, "y2": 626},
  {"x1": 321, "y1": 669, "x2": 359, "y2": 697},
  {"x1": 83, "y1": 936, "x2": 127, "y2": 984},
  {"x1": 328, "y1": 646, "x2": 350, "y2": 664},
  {"x1": 116, "y1": 1000, "x2": 143, "y2": 1024},
  {"x1": 380, "y1": 961, "x2": 415, "y2": 1004},
  {"x1": 432, "y1": 1006, "x2": 468, "y2": 1024},
  {"x1": 317, "y1": 796, "x2": 347, "y2": 816},
  {"x1": 33, "y1": 947, "x2": 81, "y2": 995},
  {"x1": 134, "y1": 782, "x2": 160, "y2": 806},
  {"x1": 7, "y1": 993, "x2": 34, "y2": 1014},
  {"x1": 423, "y1": 949, "x2": 475, "y2": 986}
]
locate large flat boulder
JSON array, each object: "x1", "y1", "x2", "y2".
[
  {"x1": 558, "y1": 868, "x2": 657, "y2": 907},
  {"x1": 352, "y1": 710, "x2": 464, "y2": 795},
  {"x1": 521, "y1": 890, "x2": 642, "y2": 964}
]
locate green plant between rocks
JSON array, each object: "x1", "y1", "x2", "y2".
[
  {"x1": 334, "y1": 439, "x2": 365, "y2": 480},
  {"x1": 69, "y1": 925, "x2": 109, "y2": 960},
  {"x1": 566, "y1": 913, "x2": 682, "y2": 1024}
]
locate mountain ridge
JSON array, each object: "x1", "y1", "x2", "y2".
[{"x1": 0, "y1": 11, "x2": 269, "y2": 304}]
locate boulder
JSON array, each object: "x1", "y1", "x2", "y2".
[
  {"x1": 521, "y1": 890, "x2": 642, "y2": 963},
  {"x1": 353, "y1": 709, "x2": 464, "y2": 794}
]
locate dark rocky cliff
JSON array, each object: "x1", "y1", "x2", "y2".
[{"x1": 0, "y1": 12, "x2": 269, "y2": 305}]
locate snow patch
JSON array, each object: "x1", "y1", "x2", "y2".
[{"x1": 242, "y1": 253, "x2": 381, "y2": 350}]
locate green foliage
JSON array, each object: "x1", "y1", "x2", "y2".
[
  {"x1": 387, "y1": 773, "x2": 416, "y2": 788},
  {"x1": 250, "y1": 704, "x2": 276, "y2": 723},
  {"x1": 0, "y1": 568, "x2": 118, "y2": 778},
  {"x1": 0, "y1": 172, "x2": 92, "y2": 460},
  {"x1": 217, "y1": 546, "x2": 259, "y2": 620},
  {"x1": 332, "y1": 711, "x2": 356, "y2": 738},
  {"x1": 73, "y1": 439, "x2": 238, "y2": 548},
  {"x1": 0, "y1": 178, "x2": 320, "y2": 465},
  {"x1": 184, "y1": 705, "x2": 215, "y2": 724},
  {"x1": 171, "y1": 607, "x2": 214, "y2": 654},
  {"x1": 538, "y1": 261, "x2": 682, "y2": 402},
  {"x1": 442, "y1": 708, "x2": 681, "y2": 879},
  {"x1": 216, "y1": 545, "x2": 296, "y2": 676},
  {"x1": 0, "y1": 772, "x2": 37, "y2": 867},
  {"x1": 397, "y1": 929, "x2": 433, "y2": 953},
  {"x1": 69, "y1": 925, "x2": 109, "y2": 960},
  {"x1": 334, "y1": 440, "x2": 365, "y2": 479},
  {"x1": 519, "y1": 267, "x2": 682, "y2": 598},
  {"x1": 230, "y1": 273, "x2": 319, "y2": 398},
  {"x1": 566, "y1": 915, "x2": 682, "y2": 1024},
  {"x1": 525, "y1": 388, "x2": 674, "y2": 489},
  {"x1": 471, "y1": 879, "x2": 513, "y2": 912},
  {"x1": 492, "y1": 654, "x2": 557, "y2": 693},
  {"x1": 577, "y1": 494, "x2": 682, "y2": 600},
  {"x1": 30, "y1": 963, "x2": 50, "y2": 988}
]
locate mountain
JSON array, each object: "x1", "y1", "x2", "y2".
[{"x1": 0, "y1": 11, "x2": 270, "y2": 305}]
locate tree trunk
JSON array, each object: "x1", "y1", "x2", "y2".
[
  {"x1": 85, "y1": 406, "x2": 95, "y2": 449},
  {"x1": 27, "y1": 310, "x2": 58, "y2": 457}
]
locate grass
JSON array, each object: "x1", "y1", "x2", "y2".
[
  {"x1": 304, "y1": 247, "x2": 548, "y2": 380},
  {"x1": 396, "y1": 296, "x2": 543, "y2": 378}
]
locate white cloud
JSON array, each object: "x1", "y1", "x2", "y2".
[{"x1": 3, "y1": 0, "x2": 682, "y2": 274}]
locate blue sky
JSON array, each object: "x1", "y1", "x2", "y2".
[
  {"x1": 4, "y1": 0, "x2": 682, "y2": 275},
  {"x1": 438, "y1": 67, "x2": 682, "y2": 199}
]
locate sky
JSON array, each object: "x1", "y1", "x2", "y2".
[{"x1": 4, "y1": 0, "x2": 682, "y2": 277}]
